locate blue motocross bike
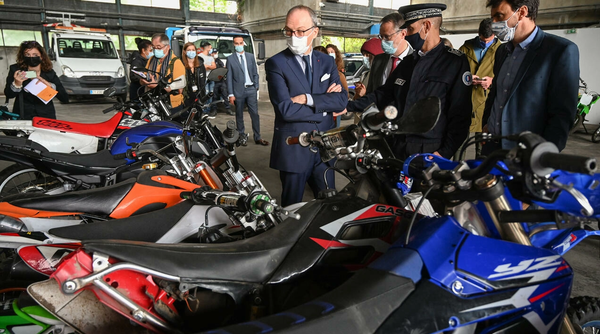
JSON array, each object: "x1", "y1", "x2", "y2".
[{"x1": 211, "y1": 101, "x2": 600, "y2": 334}]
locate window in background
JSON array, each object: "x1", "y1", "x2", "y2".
[
  {"x1": 373, "y1": 0, "x2": 410, "y2": 9},
  {"x1": 124, "y1": 35, "x2": 150, "y2": 51},
  {"x1": 0, "y1": 30, "x2": 43, "y2": 47},
  {"x1": 190, "y1": 0, "x2": 237, "y2": 14},
  {"x1": 343, "y1": 0, "x2": 368, "y2": 5},
  {"x1": 322, "y1": 36, "x2": 367, "y2": 54},
  {"x1": 121, "y1": 0, "x2": 180, "y2": 9}
]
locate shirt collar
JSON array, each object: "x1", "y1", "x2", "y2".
[
  {"x1": 507, "y1": 26, "x2": 539, "y2": 52},
  {"x1": 395, "y1": 43, "x2": 413, "y2": 60}
]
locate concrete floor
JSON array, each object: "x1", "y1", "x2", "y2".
[{"x1": 6, "y1": 95, "x2": 600, "y2": 298}]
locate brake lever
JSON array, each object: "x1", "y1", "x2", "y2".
[{"x1": 550, "y1": 178, "x2": 594, "y2": 216}]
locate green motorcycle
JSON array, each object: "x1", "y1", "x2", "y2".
[
  {"x1": 0, "y1": 287, "x2": 74, "y2": 334},
  {"x1": 570, "y1": 77, "x2": 600, "y2": 143}
]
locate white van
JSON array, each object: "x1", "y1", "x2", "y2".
[{"x1": 47, "y1": 28, "x2": 128, "y2": 100}]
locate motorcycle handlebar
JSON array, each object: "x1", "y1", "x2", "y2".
[
  {"x1": 539, "y1": 152, "x2": 597, "y2": 175},
  {"x1": 286, "y1": 136, "x2": 300, "y2": 145},
  {"x1": 103, "y1": 104, "x2": 119, "y2": 114}
]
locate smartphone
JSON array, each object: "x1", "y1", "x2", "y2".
[{"x1": 25, "y1": 71, "x2": 37, "y2": 79}]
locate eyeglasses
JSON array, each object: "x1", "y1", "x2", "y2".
[
  {"x1": 378, "y1": 30, "x2": 401, "y2": 41},
  {"x1": 153, "y1": 44, "x2": 166, "y2": 50},
  {"x1": 282, "y1": 26, "x2": 315, "y2": 38}
]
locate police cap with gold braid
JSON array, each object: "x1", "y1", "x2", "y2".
[{"x1": 398, "y1": 3, "x2": 447, "y2": 28}]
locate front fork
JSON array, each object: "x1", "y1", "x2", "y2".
[{"x1": 477, "y1": 175, "x2": 578, "y2": 332}]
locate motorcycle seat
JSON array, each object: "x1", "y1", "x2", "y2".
[
  {"x1": 32, "y1": 113, "x2": 123, "y2": 139},
  {"x1": 9, "y1": 177, "x2": 136, "y2": 216},
  {"x1": 41, "y1": 149, "x2": 126, "y2": 168},
  {"x1": 48, "y1": 200, "x2": 194, "y2": 241},
  {"x1": 83, "y1": 201, "x2": 322, "y2": 283},
  {"x1": 212, "y1": 269, "x2": 415, "y2": 334}
]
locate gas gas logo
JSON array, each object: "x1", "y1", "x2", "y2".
[{"x1": 375, "y1": 205, "x2": 414, "y2": 218}]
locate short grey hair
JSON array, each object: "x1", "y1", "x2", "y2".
[
  {"x1": 287, "y1": 5, "x2": 318, "y2": 27},
  {"x1": 151, "y1": 33, "x2": 169, "y2": 46},
  {"x1": 380, "y1": 12, "x2": 405, "y2": 30}
]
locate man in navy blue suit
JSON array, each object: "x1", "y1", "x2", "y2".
[
  {"x1": 227, "y1": 36, "x2": 267, "y2": 146},
  {"x1": 482, "y1": 0, "x2": 579, "y2": 153},
  {"x1": 266, "y1": 5, "x2": 347, "y2": 207}
]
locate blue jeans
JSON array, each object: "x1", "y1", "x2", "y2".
[{"x1": 204, "y1": 80, "x2": 215, "y2": 113}]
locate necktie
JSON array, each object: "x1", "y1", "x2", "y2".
[
  {"x1": 391, "y1": 56, "x2": 399, "y2": 72},
  {"x1": 240, "y1": 54, "x2": 248, "y2": 83},
  {"x1": 302, "y1": 55, "x2": 312, "y2": 88}
]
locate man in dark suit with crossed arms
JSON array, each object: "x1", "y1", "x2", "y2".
[
  {"x1": 266, "y1": 5, "x2": 347, "y2": 207},
  {"x1": 227, "y1": 36, "x2": 268, "y2": 146}
]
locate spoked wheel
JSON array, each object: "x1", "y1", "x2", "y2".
[
  {"x1": 568, "y1": 297, "x2": 600, "y2": 334},
  {"x1": 0, "y1": 165, "x2": 62, "y2": 198},
  {"x1": 592, "y1": 126, "x2": 600, "y2": 143}
]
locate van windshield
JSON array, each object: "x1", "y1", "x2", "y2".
[
  {"x1": 57, "y1": 38, "x2": 118, "y2": 59},
  {"x1": 187, "y1": 34, "x2": 253, "y2": 59}
]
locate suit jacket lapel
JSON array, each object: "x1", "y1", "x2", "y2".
[
  {"x1": 508, "y1": 29, "x2": 544, "y2": 99},
  {"x1": 286, "y1": 52, "x2": 311, "y2": 92}
]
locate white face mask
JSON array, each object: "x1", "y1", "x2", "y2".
[
  {"x1": 491, "y1": 9, "x2": 521, "y2": 42},
  {"x1": 287, "y1": 29, "x2": 314, "y2": 55},
  {"x1": 329, "y1": 52, "x2": 336, "y2": 59}
]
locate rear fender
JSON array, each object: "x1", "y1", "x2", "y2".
[{"x1": 48, "y1": 249, "x2": 179, "y2": 332}]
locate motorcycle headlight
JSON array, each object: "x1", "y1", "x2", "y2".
[
  {"x1": 61, "y1": 65, "x2": 75, "y2": 78},
  {"x1": 117, "y1": 66, "x2": 125, "y2": 78}
]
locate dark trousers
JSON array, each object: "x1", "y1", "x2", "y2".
[
  {"x1": 235, "y1": 86, "x2": 261, "y2": 141},
  {"x1": 279, "y1": 153, "x2": 335, "y2": 207},
  {"x1": 213, "y1": 81, "x2": 230, "y2": 110},
  {"x1": 130, "y1": 81, "x2": 142, "y2": 101}
]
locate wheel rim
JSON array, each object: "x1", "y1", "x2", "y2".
[
  {"x1": 582, "y1": 322, "x2": 600, "y2": 334},
  {"x1": 0, "y1": 168, "x2": 61, "y2": 197}
]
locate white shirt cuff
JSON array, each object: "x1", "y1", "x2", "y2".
[{"x1": 306, "y1": 94, "x2": 314, "y2": 107}]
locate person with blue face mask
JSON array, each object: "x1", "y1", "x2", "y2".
[
  {"x1": 181, "y1": 42, "x2": 206, "y2": 108},
  {"x1": 458, "y1": 18, "x2": 501, "y2": 158},
  {"x1": 227, "y1": 35, "x2": 268, "y2": 146},
  {"x1": 141, "y1": 33, "x2": 186, "y2": 108},
  {"x1": 481, "y1": 0, "x2": 579, "y2": 154}
]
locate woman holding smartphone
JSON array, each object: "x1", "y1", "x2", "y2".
[{"x1": 4, "y1": 40, "x2": 68, "y2": 120}]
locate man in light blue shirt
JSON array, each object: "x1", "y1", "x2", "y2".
[
  {"x1": 226, "y1": 36, "x2": 267, "y2": 146},
  {"x1": 482, "y1": 0, "x2": 579, "y2": 153}
]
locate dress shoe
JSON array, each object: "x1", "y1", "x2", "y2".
[{"x1": 255, "y1": 139, "x2": 269, "y2": 146}]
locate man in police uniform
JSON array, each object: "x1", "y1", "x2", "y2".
[{"x1": 349, "y1": 4, "x2": 472, "y2": 160}]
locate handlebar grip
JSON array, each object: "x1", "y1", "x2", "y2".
[
  {"x1": 255, "y1": 200, "x2": 274, "y2": 214},
  {"x1": 286, "y1": 136, "x2": 300, "y2": 145},
  {"x1": 113, "y1": 152, "x2": 127, "y2": 160},
  {"x1": 334, "y1": 159, "x2": 355, "y2": 170},
  {"x1": 103, "y1": 105, "x2": 118, "y2": 113},
  {"x1": 365, "y1": 110, "x2": 388, "y2": 130},
  {"x1": 539, "y1": 152, "x2": 597, "y2": 174},
  {"x1": 180, "y1": 191, "x2": 193, "y2": 200},
  {"x1": 200, "y1": 92, "x2": 213, "y2": 103}
]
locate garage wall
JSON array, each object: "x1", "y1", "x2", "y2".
[{"x1": 443, "y1": 27, "x2": 600, "y2": 124}]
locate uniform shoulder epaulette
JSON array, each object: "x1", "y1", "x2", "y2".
[{"x1": 447, "y1": 48, "x2": 464, "y2": 56}]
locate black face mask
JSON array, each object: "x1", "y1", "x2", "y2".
[
  {"x1": 24, "y1": 56, "x2": 42, "y2": 67},
  {"x1": 405, "y1": 32, "x2": 425, "y2": 52}
]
